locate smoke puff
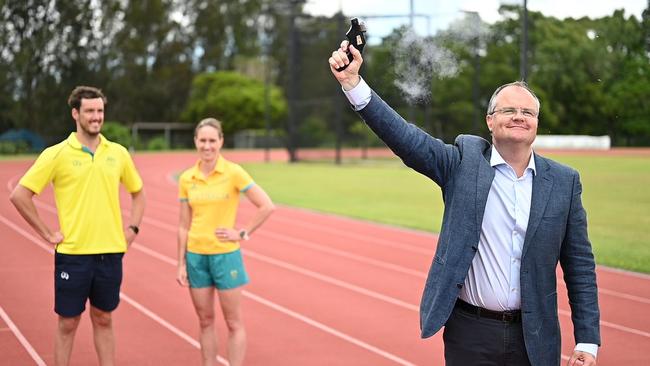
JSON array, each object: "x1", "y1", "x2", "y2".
[{"x1": 393, "y1": 29, "x2": 459, "y2": 104}]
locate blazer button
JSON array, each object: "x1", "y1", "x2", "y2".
[{"x1": 456, "y1": 283, "x2": 463, "y2": 289}]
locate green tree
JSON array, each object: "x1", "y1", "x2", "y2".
[
  {"x1": 182, "y1": 71, "x2": 287, "y2": 136},
  {"x1": 101, "y1": 121, "x2": 132, "y2": 147},
  {"x1": 106, "y1": 0, "x2": 194, "y2": 124},
  {"x1": 0, "y1": 0, "x2": 106, "y2": 140},
  {"x1": 182, "y1": 0, "x2": 264, "y2": 71}
]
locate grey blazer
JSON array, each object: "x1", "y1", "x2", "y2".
[{"x1": 357, "y1": 91, "x2": 600, "y2": 365}]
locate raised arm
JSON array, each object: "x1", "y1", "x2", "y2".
[{"x1": 328, "y1": 40, "x2": 460, "y2": 186}]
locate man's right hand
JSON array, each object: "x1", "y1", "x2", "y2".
[{"x1": 329, "y1": 40, "x2": 363, "y2": 91}]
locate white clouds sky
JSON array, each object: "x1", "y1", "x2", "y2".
[{"x1": 304, "y1": 0, "x2": 648, "y2": 41}]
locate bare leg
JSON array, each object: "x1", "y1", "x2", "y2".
[
  {"x1": 218, "y1": 288, "x2": 246, "y2": 366},
  {"x1": 190, "y1": 287, "x2": 217, "y2": 366},
  {"x1": 54, "y1": 315, "x2": 81, "y2": 366},
  {"x1": 90, "y1": 306, "x2": 115, "y2": 366}
]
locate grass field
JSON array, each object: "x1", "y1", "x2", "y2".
[{"x1": 242, "y1": 154, "x2": 650, "y2": 274}]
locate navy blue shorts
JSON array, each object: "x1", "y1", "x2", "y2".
[{"x1": 54, "y1": 252, "x2": 124, "y2": 317}]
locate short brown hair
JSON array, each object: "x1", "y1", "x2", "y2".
[
  {"x1": 67, "y1": 86, "x2": 107, "y2": 110},
  {"x1": 195, "y1": 118, "x2": 224, "y2": 138}
]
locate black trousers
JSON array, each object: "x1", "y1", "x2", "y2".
[{"x1": 443, "y1": 303, "x2": 532, "y2": 366}]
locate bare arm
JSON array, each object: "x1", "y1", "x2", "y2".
[
  {"x1": 176, "y1": 200, "x2": 191, "y2": 286},
  {"x1": 241, "y1": 185, "x2": 275, "y2": 236},
  {"x1": 124, "y1": 188, "x2": 146, "y2": 246},
  {"x1": 215, "y1": 184, "x2": 275, "y2": 242},
  {"x1": 9, "y1": 185, "x2": 63, "y2": 245}
]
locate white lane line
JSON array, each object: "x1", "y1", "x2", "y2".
[
  {"x1": 598, "y1": 266, "x2": 650, "y2": 280},
  {"x1": 129, "y1": 243, "x2": 418, "y2": 366},
  {"x1": 598, "y1": 288, "x2": 650, "y2": 305},
  {"x1": 256, "y1": 230, "x2": 428, "y2": 279},
  {"x1": 244, "y1": 251, "x2": 419, "y2": 312},
  {"x1": 0, "y1": 215, "x2": 229, "y2": 365},
  {"x1": 244, "y1": 291, "x2": 416, "y2": 366},
  {"x1": 135, "y1": 216, "x2": 420, "y2": 311},
  {"x1": 141, "y1": 211, "x2": 650, "y2": 309},
  {"x1": 138, "y1": 185, "x2": 650, "y2": 303},
  {"x1": 129, "y1": 182, "x2": 427, "y2": 277},
  {"x1": 141, "y1": 213, "x2": 426, "y2": 287},
  {"x1": 138, "y1": 193, "x2": 435, "y2": 255},
  {"x1": 119, "y1": 292, "x2": 228, "y2": 365},
  {"x1": 0, "y1": 215, "x2": 54, "y2": 254},
  {"x1": 0, "y1": 306, "x2": 46, "y2": 366},
  {"x1": 558, "y1": 309, "x2": 649, "y2": 338},
  {"x1": 135, "y1": 213, "x2": 650, "y2": 338},
  {"x1": 1, "y1": 213, "x2": 419, "y2": 365}
]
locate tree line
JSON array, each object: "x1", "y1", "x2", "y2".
[{"x1": 1, "y1": 0, "x2": 649, "y2": 155}]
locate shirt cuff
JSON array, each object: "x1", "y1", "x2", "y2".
[
  {"x1": 342, "y1": 76, "x2": 372, "y2": 111},
  {"x1": 574, "y1": 343, "x2": 598, "y2": 358}
]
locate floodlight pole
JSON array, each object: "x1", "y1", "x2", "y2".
[
  {"x1": 264, "y1": 48, "x2": 271, "y2": 163},
  {"x1": 286, "y1": 0, "x2": 301, "y2": 162},
  {"x1": 463, "y1": 10, "x2": 481, "y2": 135},
  {"x1": 334, "y1": 12, "x2": 345, "y2": 165},
  {"x1": 520, "y1": 0, "x2": 528, "y2": 81}
]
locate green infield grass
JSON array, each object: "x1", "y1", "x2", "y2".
[{"x1": 242, "y1": 154, "x2": 650, "y2": 274}]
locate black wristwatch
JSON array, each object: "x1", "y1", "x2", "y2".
[
  {"x1": 128, "y1": 225, "x2": 140, "y2": 235},
  {"x1": 239, "y1": 229, "x2": 250, "y2": 241}
]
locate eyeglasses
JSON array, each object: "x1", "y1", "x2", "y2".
[{"x1": 489, "y1": 107, "x2": 538, "y2": 118}]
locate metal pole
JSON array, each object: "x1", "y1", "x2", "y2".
[
  {"x1": 335, "y1": 13, "x2": 344, "y2": 165},
  {"x1": 408, "y1": 0, "x2": 416, "y2": 123},
  {"x1": 286, "y1": 1, "x2": 299, "y2": 162},
  {"x1": 464, "y1": 11, "x2": 481, "y2": 135},
  {"x1": 264, "y1": 51, "x2": 271, "y2": 162},
  {"x1": 520, "y1": 0, "x2": 528, "y2": 81}
]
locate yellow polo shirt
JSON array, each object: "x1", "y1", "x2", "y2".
[
  {"x1": 178, "y1": 156, "x2": 254, "y2": 254},
  {"x1": 19, "y1": 133, "x2": 143, "y2": 254}
]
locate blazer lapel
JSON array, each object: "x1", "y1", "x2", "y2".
[
  {"x1": 476, "y1": 148, "x2": 495, "y2": 230},
  {"x1": 522, "y1": 154, "x2": 554, "y2": 259}
]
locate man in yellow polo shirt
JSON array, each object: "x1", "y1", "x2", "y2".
[{"x1": 10, "y1": 86, "x2": 145, "y2": 366}]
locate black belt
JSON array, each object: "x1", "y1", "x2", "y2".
[{"x1": 456, "y1": 299, "x2": 522, "y2": 323}]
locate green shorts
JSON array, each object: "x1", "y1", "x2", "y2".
[{"x1": 186, "y1": 249, "x2": 249, "y2": 290}]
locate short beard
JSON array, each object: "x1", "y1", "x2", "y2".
[{"x1": 79, "y1": 123, "x2": 101, "y2": 137}]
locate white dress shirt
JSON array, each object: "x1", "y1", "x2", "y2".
[
  {"x1": 342, "y1": 77, "x2": 598, "y2": 357},
  {"x1": 459, "y1": 147, "x2": 534, "y2": 311}
]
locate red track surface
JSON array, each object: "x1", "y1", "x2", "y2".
[{"x1": 1, "y1": 150, "x2": 649, "y2": 365}]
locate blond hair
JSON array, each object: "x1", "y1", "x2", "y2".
[{"x1": 194, "y1": 118, "x2": 223, "y2": 137}]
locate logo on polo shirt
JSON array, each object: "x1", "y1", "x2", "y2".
[
  {"x1": 106, "y1": 156, "x2": 117, "y2": 166},
  {"x1": 60, "y1": 271, "x2": 70, "y2": 280},
  {"x1": 230, "y1": 270, "x2": 238, "y2": 279},
  {"x1": 72, "y1": 160, "x2": 82, "y2": 167}
]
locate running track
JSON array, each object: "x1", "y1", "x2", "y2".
[{"x1": 1, "y1": 149, "x2": 649, "y2": 365}]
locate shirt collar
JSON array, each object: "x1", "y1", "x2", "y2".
[
  {"x1": 191, "y1": 155, "x2": 225, "y2": 179},
  {"x1": 66, "y1": 132, "x2": 110, "y2": 150},
  {"x1": 490, "y1": 146, "x2": 537, "y2": 176}
]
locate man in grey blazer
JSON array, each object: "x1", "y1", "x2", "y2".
[{"x1": 328, "y1": 41, "x2": 600, "y2": 366}]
